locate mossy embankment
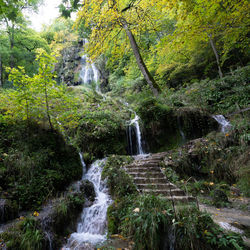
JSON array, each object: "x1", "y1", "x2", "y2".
[
  {"x1": 161, "y1": 114, "x2": 250, "y2": 204},
  {"x1": 0, "y1": 180, "x2": 95, "y2": 250},
  {"x1": 136, "y1": 98, "x2": 218, "y2": 152},
  {"x1": 0, "y1": 121, "x2": 82, "y2": 218}
]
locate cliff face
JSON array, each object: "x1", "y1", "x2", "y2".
[
  {"x1": 56, "y1": 40, "x2": 109, "y2": 88},
  {"x1": 56, "y1": 40, "x2": 83, "y2": 86}
]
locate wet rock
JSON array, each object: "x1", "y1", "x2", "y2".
[
  {"x1": 138, "y1": 101, "x2": 218, "y2": 153},
  {"x1": 55, "y1": 43, "x2": 83, "y2": 85},
  {"x1": 80, "y1": 180, "x2": 95, "y2": 202},
  {"x1": 0, "y1": 199, "x2": 18, "y2": 223},
  {"x1": 177, "y1": 107, "x2": 219, "y2": 140}
]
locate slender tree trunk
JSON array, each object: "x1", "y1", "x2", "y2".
[
  {"x1": 10, "y1": 23, "x2": 15, "y2": 68},
  {"x1": 44, "y1": 82, "x2": 53, "y2": 130},
  {"x1": 208, "y1": 34, "x2": 223, "y2": 80},
  {"x1": 3, "y1": 17, "x2": 15, "y2": 68},
  {"x1": 0, "y1": 55, "x2": 3, "y2": 87},
  {"x1": 121, "y1": 19, "x2": 160, "y2": 96}
]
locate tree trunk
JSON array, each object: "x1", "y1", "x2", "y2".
[
  {"x1": 121, "y1": 19, "x2": 160, "y2": 96},
  {"x1": 0, "y1": 55, "x2": 3, "y2": 87},
  {"x1": 10, "y1": 23, "x2": 15, "y2": 68},
  {"x1": 45, "y1": 84, "x2": 53, "y2": 130},
  {"x1": 208, "y1": 34, "x2": 223, "y2": 80}
]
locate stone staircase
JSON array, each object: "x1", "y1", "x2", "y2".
[{"x1": 124, "y1": 152, "x2": 195, "y2": 202}]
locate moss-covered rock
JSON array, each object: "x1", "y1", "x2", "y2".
[
  {"x1": 79, "y1": 180, "x2": 95, "y2": 202},
  {"x1": 0, "y1": 199, "x2": 18, "y2": 223},
  {"x1": 136, "y1": 97, "x2": 218, "y2": 153},
  {"x1": 160, "y1": 120, "x2": 249, "y2": 199},
  {"x1": 56, "y1": 40, "x2": 83, "y2": 85},
  {"x1": 211, "y1": 189, "x2": 229, "y2": 207},
  {"x1": 177, "y1": 107, "x2": 218, "y2": 140}
]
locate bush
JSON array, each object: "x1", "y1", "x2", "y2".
[
  {"x1": 1, "y1": 217, "x2": 44, "y2": 250},
  {"x1": 168, "y1": 65, "x2": 250, "y2": 114},
  {"x1": 102, "y1": 155, "x2": 136, "y2": 199},
  {"x1": 120, "y1": 195, "x2": 173, "y2": 250}
]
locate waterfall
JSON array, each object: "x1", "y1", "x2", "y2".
[
  {"x1": 79, "y1": 152, "x2": 87, "y2": 178},
  {"x1": 212, "y1": 115, "x2": 232, "y2": 133},
  {"x1": 121, "y1": 100, "x2": 145, "y2": 155},
  {"x1": 128, "y1": 114, "x2": 145, "y2": 155},
  {"x1": 64, "y1": 159, "x2": 112, "y2": 249},
  {"x1": 177, "y1": 117, "x2": 186, "y2": 144},
  {"x1": 79, "y1": 40, "x2": 99, "y2": 92},
  {"x1": 0, "y1": 199, "x2": 6, "y2": 223}
]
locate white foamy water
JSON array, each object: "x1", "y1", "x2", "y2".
[
  {"x1": 129, "y1": 114, "x2": 145, "y2": 155},
  {"x1": 79, "y1": 152, "x2": 86, "y2": 178},
  {"x1": 219, "y1": 222, "x2": 244, "y2": 234},
  {"x1": 64, "y1": 159, "x2": 112, "y2": 249},
  {"x1": 79, "y1": 39, "x2": 99, "y2": 92},
  {"x1": 213, "y1": 115, "x2": 232, "y2": 133}
]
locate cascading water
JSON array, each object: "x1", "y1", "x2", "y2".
[
  {"x1": 128, "y1": 114, "x2": 145, "y2": 155},
  {"x1": 177, "y1": 117, "x2": 186, "y2": 144},
  {"x1": 79, "y1": 152, "x2": 87, "y2": 178},
  {"x1": 212, "y1": 115, "x2": 232, "y2": 133},
  {"x1": 79, "y1": 39, "x2": 99, "y2": 91},
  {"x1": 122, "y1": 100, "x2": 145, "y2": 155},
  {"x1": 64, "y1": 159, "x2": 112, "y2": 249}
]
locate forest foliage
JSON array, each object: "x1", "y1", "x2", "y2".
[
  {"x1": 0, "y1": 1, "x2": 249, "y2": 249},
  {"x1": 72, "y1": 0, "x2": 249, "y2": 91}
]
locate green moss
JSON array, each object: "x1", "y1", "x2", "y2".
[
  {"x1": 136, "y1": 97, "x2": 218, "y2": 153},
  {"x1": 68, "y1": 101, "x2": 129, "y2": 160},
  {"x1": 107, "y1": 204, "x2": 117, "y2": 235}
]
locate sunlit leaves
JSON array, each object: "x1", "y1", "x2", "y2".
[{"x1": 0, "y1": 50, "x2": 80, "y2": 129}]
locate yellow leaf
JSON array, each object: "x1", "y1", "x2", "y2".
[{"x1": 33, "y1": 211, "x2": 39, "y2": 217}]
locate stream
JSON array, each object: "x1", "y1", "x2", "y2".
[
  {"x1": 64, "y1": 159, "x2": 112, "y2": 249},
  {"x1": 65, "y1": 49, "x2": 232, "y2": 249},
  {"x1": 63, "y1": 98, "x2": 146, "y2": 249},
  {"x1": 212, "y1": 115, "x2": 232, "y2": 133}
]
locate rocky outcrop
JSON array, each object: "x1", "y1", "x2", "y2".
[
  {"x1": 56, "y1": 39, "x2": 109, "y2": 88},
  {"x1": 124, "y1": 153, "x2": 195, "y2": 202},
  {"x1": 56, "y1": 40, "x2": 83, "y2": 85},
  {"x1": 137, "y1": 98, "x2": 218, "y2": 153},
  {"x1": 0, "y1": 199, "x2": 18, "y2": 224}
]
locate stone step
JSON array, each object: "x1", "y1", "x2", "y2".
[
  {"x1": 141, "y1": 189, "x2": 185, "y2": 196},
  {"x1": 163, "y1": 196, "x2": 196, "y2": 203},
  {"x1": 134, "y1": 177, "x2": 168, "y2": 184},
  {"x1": 125, "y1": 163, "x2": 159, "y2": 168},
  {"x1": 137, "y1": 183, "x2": 176, "y2": 190},
  {"x1": 124, "y1": 152, "x2": 195, "y2": 204},
  {"x1": 125, "y1": 167, "x2": 162, "y2": 173},
  {"x1": 149, "y1": 153, "x2": 168, "y2": 159},
  {"x1": 129, "y1": 172, "x2": 163, "y2": 178},
  {"x1": 136, "y1": 160, "x2": 162, "y2": 164}
]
